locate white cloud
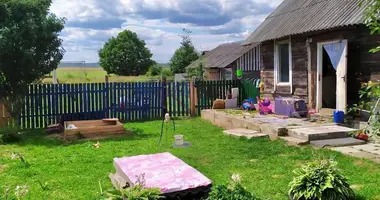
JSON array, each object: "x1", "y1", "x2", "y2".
[{"x1": 51, "y1": 0, "x2": 283, "y2": 63}]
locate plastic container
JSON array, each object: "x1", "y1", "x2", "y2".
[
  {"x1": 175, "y1": 135, "x2": 184, "y2": 146},
  {"x1": 333, "y1": 110, "x2": 345, "y2": 123}
]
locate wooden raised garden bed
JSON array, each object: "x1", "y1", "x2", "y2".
[{"x1": 64, "y1": 118, "x2": 128, "y2": 140}]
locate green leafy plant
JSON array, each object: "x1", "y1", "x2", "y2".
[
  {"x1": 0, "y1": 127, "x2": 22, "y2": 144},
  {"x1": 160, "y1": 69, "x2": 173, "y2": 78},
  {"x1": 103, "y1": 174, "x2": 162, "y2": 200},
  {"x1": 11, "y1": 153, "x2": 30, "y2": 168},
  {"x1": 348, "y1": 81, "x2": 380, "y2": 118},
  {"x1": 186, "y1": 62, "x2": 205, "y2": 81},
  {"x1": 288, "y1": 159, "x2": 355, "y2": 200},
  {"x1": 146, "y1": 65, "x2": 162, "y2": 77},
  {"x1": 0, "y1": 185, "x2": 29, "y2": 200},
  {"x1": 207, "y1": 174, "x2": 257, "y2": 200}
]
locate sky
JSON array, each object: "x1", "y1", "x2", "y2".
[{"x1": 50, "y1": 0, "x2": 283, "y2": 63}]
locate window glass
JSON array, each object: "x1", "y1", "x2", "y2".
[{"x1": 278, "y1": 43, "x2": 289, "y2": 82}]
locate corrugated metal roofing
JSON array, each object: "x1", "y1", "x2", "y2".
[
  {"x1": 244, "y1": 0, "x2": 367, "y2": 44},
  {"x1": 187, "y1": 42, "x2": 256, "y2": 69}
]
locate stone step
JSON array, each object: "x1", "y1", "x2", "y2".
[
  {"x1": 310, "y1": 138, "x2": 366, "y2": 148},
  {"x1": 223, "y1": 129, "x2": 268, "y2": 139},
  {"x1": 288, "y1": 126, "x2": 357, "y2": 141},
  {"x1": 279, "y1": 136, "x2": 309, "y2": 146}
]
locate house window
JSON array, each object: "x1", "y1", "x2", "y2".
[
  {"x1": 275, "y1": 41, "x2": 292, "y2": 84},
  {"x1": 221, "y1": 68, "x2": 233, "y2": 80}
]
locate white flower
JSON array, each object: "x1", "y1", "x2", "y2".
[
  {"x1": 11, "y1": 153, "x2": 19, "y2": 160},
  {"x1": 164, "y1": 113, "x2": 171, "y2": 123},
  {"x1": 231, "y1": 174, "x2": 241, "y2": 183},
  {"x1": 15, "y1": 185, "x2": 28, "y2": 198}
]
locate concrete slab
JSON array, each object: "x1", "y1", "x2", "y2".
[
  {"x1": 223, "y1": 129, "x2": 268, "y2": 139},
  {"x1": 288, "y1": 126, "x2": 357, "y2": 141},
  {"x1": 279, "y1": 136, "x2": 309, "y2": 146},
  {"x1": 310, "y1": 138, "x2": 366, "y2": 148},
  {"x1": 350, "y1": 144, "x2": 380, "y2": 156},
  {"x1": 332, "y1": 146, "x2": 380, "y2": 163}
]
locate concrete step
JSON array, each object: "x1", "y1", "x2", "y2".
[
  {"x1": 310, "y1": 138, "x2": 366, "y2": 148},
  {"x1": 223, "y1": 129, "x2": 268, "y2": 139},
  {"x1": 288, "y1": 126, "x2": 357, "y2": 141},
  {"x1": 279, "y1": 136, "x2": 309, "y2": 146}
]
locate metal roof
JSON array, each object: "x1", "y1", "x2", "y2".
[
  {"x1": 187, "y1": 41, "x2": 256, "y2": 69},
  {"x1": 244, "y1": 0, "x2": 367, "y2": 44}
]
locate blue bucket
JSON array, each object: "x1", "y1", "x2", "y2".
[{"x1": 333, "y1": 110, "x2": 345, "y2": 123}]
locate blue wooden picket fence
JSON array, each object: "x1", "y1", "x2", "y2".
[{"x1": 19, "y1": 81, "x2": 191, "y2": 129}]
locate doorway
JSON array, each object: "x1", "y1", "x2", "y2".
[
  {"x1": 322, "y1": 48, "x2": 336, "y2": 109},
  {"x1": 317, "y1": 40, "x2": 348, "y2": 113}
]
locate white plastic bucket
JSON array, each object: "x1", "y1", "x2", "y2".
[{"x1": 174, "y1": 135, "x2": 184, "y2": 146}]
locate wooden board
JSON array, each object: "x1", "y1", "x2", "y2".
[{"x1": 64, "y1": 119, "x2": 127, "y2": 140}]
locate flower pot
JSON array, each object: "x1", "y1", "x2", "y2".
[{"x1": 356, "y1": 133, "x2": 369, "y2": 141}]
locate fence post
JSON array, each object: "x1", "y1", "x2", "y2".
[
  {"x1": 0, "y1": 99, "x2": 11, "y2": 128},
  {"x1": 190, "y1": 77, "x2": 196, "y2": 116},
  {"x1": 162, "y1": 77, "x2": 167, "y2": 118}
]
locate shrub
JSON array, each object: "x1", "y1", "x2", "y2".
[
  {"x1": 146, "y1": 65, "x2": 162, "y2": 76},
  {"x1": 288, "y1": 159, "x2": 355, "y2": 200},
  {"x1": 104, "y1": 174, "x2": 162, "y2": 200},
  {"x1": 207, "y1": 174, "x2": 257, "y2": 200},
  {"x1": 0, "y1": 127, "x2": 22, "y2": 144},
  {"x1": 160, "y1": 69, "x2": 173, "y2": 78}
]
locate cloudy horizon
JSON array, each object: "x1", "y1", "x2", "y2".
[{"x1": 50, "y1": 0, "x2": 283, "y2": 63}]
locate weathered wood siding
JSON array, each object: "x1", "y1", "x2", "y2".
[{"x1": 260, "y1": 25, "x2": 380, "y2": 107}]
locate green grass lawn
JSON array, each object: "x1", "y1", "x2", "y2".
[
  {"x1": 43, "y1": 67, "x2": 170, "y2": 83},
  {"x1": 1, "y1": 118, "x2": 380, "y2": 199}
]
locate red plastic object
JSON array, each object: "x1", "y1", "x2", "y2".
[{"x1": 356, "y1": 133, "x2": 369, "y2": 141}]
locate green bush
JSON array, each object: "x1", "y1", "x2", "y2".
[
  {"x1": 208, "y1": 174, "x2": 257, "y2": 200},
  {"x1": 0, "y1": 127, "x2": 22, "y2": 144},
  {"x1": 160, "y1": 69, "x2": 173, "y2": 78},
  {"x1": 288, "y1": 159, "x2": 355, "y2": 200},
  {"x1": 146, "y1": 65, "x2": 162, "y2": 76}
]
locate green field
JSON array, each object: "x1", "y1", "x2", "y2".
[
  {"x1": 44, "y1": 67, "x2": 170, "y2": 83},
  {"x1": 1, "y1": 118, "x2": 380, "y2": 199},
  {"x1": 44, "y1": 67, "x2": 153, "y2": 83}
]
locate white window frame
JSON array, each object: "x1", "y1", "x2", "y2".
[{"x1": 274, "y1": 39, "x2": 292, "y2": 89}]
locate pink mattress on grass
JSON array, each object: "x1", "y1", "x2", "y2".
[{"x1": 113, "y1": 152, "x2": 212, "y2": 194}]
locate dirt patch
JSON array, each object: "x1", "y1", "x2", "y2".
[
  {"x1": 279, "y1": 153, "x2": 295, "y2": 157},
  {"x1": 271, "y1": 174, "x2": 285, "y2": 179},
  {"x1": 353, "y1": 160, "x2": 367, "y2": 167},
  {"x1": 351, "y1": 184, "x2": 364, "y2": 190},
  {"x1": 295, "y1": 161, "x2": 306, "y2": 167},
  {"x1": 0, "y1": 164, "x2": 8, "y2": 173}
]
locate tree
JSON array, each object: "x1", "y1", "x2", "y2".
[
  {"x1": 361, "y1": 0, "x2": 380, "y2": 53},
  {"x1": 186, "y1": 62, "x2": 205, "y2": 80},
  {"x1": 99, "y1": 30, "x2": 155, "y2": 76},
  {"x1": 0, "y1": 0, "x2": 65, "y2": 116},
  {"x1": 146, "y1": 64, "x2": 162, "y2": 76},
  {"x1": 169, "y1": 29, "x2": 199, "y2": 73}
]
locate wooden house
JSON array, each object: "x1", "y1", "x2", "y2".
[
  {"x1": 244, "y1": 0, "x2": 379, "y2": 113},
  {"x1": 187, "y1": 41, "x2": 260, "y2": 80}
]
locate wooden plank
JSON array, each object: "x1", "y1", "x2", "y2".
[
  {"x1": 177, "y1": 82, "x2": 181, "y2": 116},
  {"x1": 168, "y1": 81, "x2": 172, "y2": 116},
  {"x1": 181, "y1": 82, "x2": 185, "y2": 116},
  {"x1": 30, "y1": 84, "x2": 35, "y2": 129},
  {"x1": 185, "y1": 82, "x2": 189, "y2": 116}
]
